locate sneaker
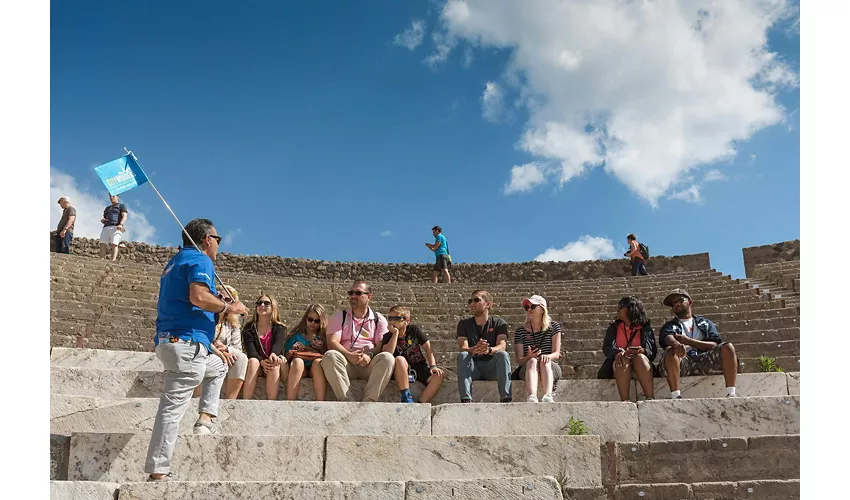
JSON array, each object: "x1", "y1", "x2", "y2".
[
  {"x1": 147, "y1": 472, "x2": 178, "y2": 482},
  {"x1": 726, "y1": 394, "x2": 737, "y2": 398},
  {"x1": 193, "y1": 420, "x2": 218, "y2": 435},
  {"x1": 541, "y1": 394, "x2": 555, "y2": 403},
  {"x1": 501, "y1": 398, "x2": 513, "y2": 403},
  {"x1": 460, "y1": 399, "x2": 472, "y2": 403},
  {"x1": 400, "y1": 391, "x2": 415, "y2": 403},
  {"x1": 526, "y1": 395, "x2": 539, "y2": 403}
]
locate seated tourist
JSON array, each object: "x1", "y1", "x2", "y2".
[
  {"x1": 321, "y1": 280, "x2": 395, "y2": 402},
  {"x1": 512, "y1": 295, "x2": 562, "y2": 403},
  {"x1": 241, "y1": 294, "x2": 287, "y2": 400},
  {"x1": 657, "y1": 289, "x2": 738, "y2": 398},
  {"x1": 283, "y1": 304, "x2": 329, "y2": 401},
  {"x1": 456, "y1": 290, "x2": 512, "y2": 403},
  {"x1": 380, "y1": 306, "x2": 445, "y2": 403},
  {"x1": 598, "y1": 296, "x2": 657, "y2": 401},
  {"x1": 192, "y1": 285, "x2": 249, "y2": 400}
]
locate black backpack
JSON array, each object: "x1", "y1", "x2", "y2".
[{"x1": 638, "y1": 242, "x2": 650, "y2": 260}]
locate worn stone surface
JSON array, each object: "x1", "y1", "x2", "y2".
[
  {"x1": 406, "y1": 477, "x2": 563, "y2": 499},
  {"x1": 787, "y1": 372, "x2": 800, "y2": 396},
  {"x1": 690, "y1": 481, "x2": 738, "y2": 499},
  {"x1": 50, "y1": 434, "x2": 70, "y2": 480},
  {"x1": 68, "y1": 433, "x2": 324, "y2": 482},
  {"x1": 50, "y1": 480, "x2": 120, "y2": 500},
  {"x1": 614, "y1": 483, "x2": 691, "y2": 499},
  {"x1": 737, "y1": 479, "x2": 799, "y2": 499},
  {"x1": 118, "y1": 481, "x2": 404, "y2": 500},
  {"x1": 652, "y1": 372, "x2": 788, "y2": 399},
  {"x1": 556, "y1": 379, "x2": 633, "y2": 402},
  {"x1": 325, "y1": 435, "x2": 601, "y2": 488},
  {"x1": 431, "y1": 402, "x2": 638, "y2": 442},
  {"x1": 637, "y1": 396, "x2": 800, "y2": 441},
  {"x1": 742, "y1": 240, "x2": 799, "y2": 278},
  {"x1": 563, "y1": 487, "x2": 609, "y2": 500},
  {"x1": 51, "y1": 347, "x2": 161, "y2": 370},
  {"x1": 51, "y1": 394, "x2": 430, "y2": 436}
]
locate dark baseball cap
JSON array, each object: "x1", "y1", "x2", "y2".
[{"x1": 663, "y1": 289, "x2": 692, "y2": 307}]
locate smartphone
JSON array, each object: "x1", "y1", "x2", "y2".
[{"x1": 627, "y1": 346, "x2": 641, "y2": 352}]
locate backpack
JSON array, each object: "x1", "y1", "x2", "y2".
[{"x1": 638, "y1": 242, "x2": 650, "y2": 260}]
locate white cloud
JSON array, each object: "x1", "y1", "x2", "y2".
[
  {"x1": 50, "y1": 167, "x2": 158, "y2": 243},
  {"x1": 380, "y1": 230, "x2": 393, "y2": 237},
  {"x1": 481, "y1": 81, "x2": 505, "y2": 122},
  {"x1": 462, "y1": 46, "x2": 475, "y2": 67},
  {"x1": 394, "y1": 20, "x2": 426, "y2": 50},
  {"x1": 425, "y1": 0, "x2": 797, "y2": 204},
  {"x1": 535, "y1": 235, "x2": 618, "y2": 262},
  {"x1": 504, "y1": 162, "x2": 546, "y2": 194},
  {"x1": 669, "y1": 185, "x2": 702, "y2": 204},
  {"x1": 221, "y1": 228, "x2": 242, "y2": 248},
  {"x1": 749, "y1": 154, "x2": 757, "y2": 165},
  {"x1": 423, "y1": 30, "x2": 457, "y2": 68},
  {"x1": 704, "y1": 169, "x2": 727, "y2": 182}
]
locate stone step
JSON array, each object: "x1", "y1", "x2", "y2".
[
  {"x1": 604, "y1": 479, "x2": 800, "y2": 500},
  {"x1": 67, "y1": 433, "x2": 601, "y2": 486},
  {"x1": 50, "y1": 481, "x2": 121, "y2": 500}
]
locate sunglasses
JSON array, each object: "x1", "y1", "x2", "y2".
[
  {"x1": 672, "y1": 297, "x2": 689, "y2": 305},
  {"x1": 256, "y1": 300, "x2": 272, "y2": 307},
  {"x1": 217, "y1": 294, "x2": 235, "y2": 304},
  {"x1": 208, "y1": 234, "x2": 222, "y2": 244},
  {"x1": 347, "y1": 290, "x2": 369, "y2": 297},
  {"x1": 467, "y1": 297, "x2": 484, "y2": 304},
  {"x1": 523, "y1": 304, "x2": 541, "y2": 311},
  {"x1": 306, "y1": 317, "x2": 321, "y2": 324},
  {"x1": 387, "y1": 315, "x2": 407, "y2": 322}
]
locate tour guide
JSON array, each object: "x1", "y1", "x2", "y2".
[{"x1": 145, "y1": 218, "x2": 248, "y2": 481}]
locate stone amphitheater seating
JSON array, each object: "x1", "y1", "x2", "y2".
[
  {"x1": 49, "y1": 253, "x2": 801, "y2": 499},
  {"x1": 749, "y1": 260, "x2": 800, "y2": 307}
]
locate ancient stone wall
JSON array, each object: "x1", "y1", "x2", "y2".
[
  {"x1": 742, "y1": 240, "x2": 800, "y2": 278},
  {"x1": 53, "y1": 236, "x2": 712, "y2": 282}
]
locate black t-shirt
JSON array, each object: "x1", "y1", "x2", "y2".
[
  {"x1": 456, "y1": 316, "x2": 508, "y2": 359},
  {"x1": 103, "y1": 203, "x2": 128, "y2": 226},
  {"x1": 381, "y1": 324, "x2": 429, "y2": 365}
]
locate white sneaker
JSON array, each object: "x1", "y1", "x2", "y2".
[
  {"x1": 526, "y1": 395, "x2": 539, "y2": 403},
  {"x1": 193, "y1": 420, "x2": 218, "y2": 435},
  {"x1": 541, "y1": 393, "x2": 555, "y2": 403}
]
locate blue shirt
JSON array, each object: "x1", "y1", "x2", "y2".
[
  {"x1": 433, "y1": 234, "x2": 448, "y2": 256},
  {"x1": 154, "y1": 248, "x2": 217, "y2": 348},
  {"x1": 283, "y1": 332, "x2": 317, "y2": 368}
]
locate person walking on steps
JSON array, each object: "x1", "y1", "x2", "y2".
[{"x1": 425, "y1": 225, "x2": 452, "y2": 283}]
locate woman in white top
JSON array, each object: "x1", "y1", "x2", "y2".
[{"x1": 192, "y1": 285, "x2": 248, "y2": 399}]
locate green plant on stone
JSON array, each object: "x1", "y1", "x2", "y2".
[
  {"x1": 567, "y1": 416, "x2": 588, "y2": 436},
  {"x1": 756, "y1": 355, "x2": 784, "y2": 373}
]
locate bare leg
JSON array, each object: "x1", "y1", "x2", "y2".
[
  {"x1": 720, "y1": 343, "x2": 738, "y2": 388},
  {"x1": 311, "y1": 360, "x2": 327, "y2": 401},
  {"x1": 419, "y1": 372, "x2": 444, "y2": 403},
  {"x1": 99, "y1": 243, "x2": 108, "y2": 259},
  {"x1": 394, "y1": 356, "x2": 410, "y2": 390},
  {"x1": 242, "y1": 358, "x2": 261, "y2": 400},
  {"x1": 540, "y1": 359, "x2": 554, "y2": 396},
  {"x1": 441, "y1": 269, "x2": 451, "y2": 283},
  {"x1": 632, "y1": 354, "x2": 654, "y2": 399},
  {"x1": 192, "y1": 385, "x2": 202, "y2": 398},
  {"x1": 613, "y1": 360, "x2": 632, "y2": 401},
  {"x1": 525, "y1": 358, "x2": 539, "y2": 398},
  {"x1": 287, "y1": 358, "x2": 305, "y2": 400},
  {"x1": 265, "y1": 364, "x2": 282, "y2": 400},
  {"x1": 110, "y1": 244, "x2": 120, "y2": 261},
  {"x1": 431, "y1": 271, "x2": 439, "y2": 283},
  {"x1": 223, "y1": 378, "x2": 243, "y2": 400},
  {"x1": 664, "y1": 350, "x2": 682, "y2": 392}
]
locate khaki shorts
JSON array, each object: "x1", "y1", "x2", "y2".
[
  {"x1": 100, "y1": 225, "x2": 124, "y2": 245},
  {"x1": 658, "y1": 342, "x2": 727, "y2": 377}
]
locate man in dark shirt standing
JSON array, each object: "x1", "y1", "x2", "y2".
[
  {"x1": 100, "y1": 194, "x2": 128, "y2": 261},
  {"x1": 52, "y1": 197, "x2": 76, "y2": 253},
  {"x1": 456, "y1": 290, "x2": 512, "y2": 403}
]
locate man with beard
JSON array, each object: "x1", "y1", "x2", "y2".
[{"x1": 657, "y1": 289, "x2": 738, "y2": 398}]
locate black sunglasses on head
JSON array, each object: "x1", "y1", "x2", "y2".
[{"x1": 467, "y1": 297, "x2": 484, "y2": 304}]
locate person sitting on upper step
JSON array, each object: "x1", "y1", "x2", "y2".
[
  {"x1": 241, "y1": 294, "x2": 287, "y2": 400},
  {"x1": 380, "y1": 305, "x2": 445, "y2": 403},
  {"x1": 512, "y1": 295, "x2": 562, "y2": 403},
  {"x1": 598, "y1": 296, "x2": 657, "y2": 401},
  {"x1": 321, "y1": 280, "x2": 395, "y2": 402},
  {"x1": 283, "y1": 304, "x2": 329, "y2": 401},
  {"x1": 656, "y1": 289, "x2": 738, "y2": 398},
  {"x1": 456, "y1": 290, "x2": 512, "y2": 403},
  {"x1": 192, "y1": 284, "x2": 249, "y2": 400}
]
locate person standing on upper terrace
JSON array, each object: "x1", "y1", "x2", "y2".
[
  {"x1": 626, "y1": 234, "x2": 648, "y2": 276},
  {"x1": 52, "y1": 196, "x2": 76, "y2": 254},
  {"x1": 322, "y1": 280, "x2": 395, "y2": 402},
  {"x1": 456, "y1": 290, "x2": 512, "y2": 403},
  {"x1": 100, "y1": 194, "x2": 128, "y2": 261},
  {"x1": 145, "y1": 218, "x2": 248, "y2": 482},
  {"x1": 425, "y1": 225, "x2": 452, "y2": 283},
  {"x1": 656, "y1": 289, "x2": 738, "y2": 398}
]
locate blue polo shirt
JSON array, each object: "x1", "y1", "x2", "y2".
[
  {"x1": 433, "y1": 234, "x2": 448, "y2": 256},
  {"x1": 154, "y1": 247, "x2": 217, "y2": 348}
]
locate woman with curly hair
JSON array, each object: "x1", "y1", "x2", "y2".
[{"x1": 598, "y1": 296, "x2": 657, "y2": 401}]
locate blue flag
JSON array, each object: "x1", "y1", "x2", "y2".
[{"x1": 94, "y1": 154, "x2": 149, "y2": 196}]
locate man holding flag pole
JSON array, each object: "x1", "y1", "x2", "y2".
[{"x1": 93, "y1": 150, "x2": 248, "y2": 481}]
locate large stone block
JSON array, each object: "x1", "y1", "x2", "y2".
[
  {"x1": 614, "y1": 483, "x2": 691, "y2": 499},
  {"x1": 118, "y1": 481, "x2": 404, "y2": 500},
  {"x1": 406, "y1": 477, "x2": 563, "y2": 499},
  {"x1": 787, "y1": 372, "x2": 800, "y2": 395},
  {"x1": 325, "y1": 435, "x2": 601, "y2": 488},
  {"x1": 51, "y1": 367, "x2": 162, "y2": 399},
  {"x1": 556, "y1": 379, "x2": 634, "y2": 402},
  {"x1": 51, "y1": 347, "x2": 161, "y2": 370},
  {"x1": 68, "y1": 433, "x2": 324, "y2": 483},
  {"x1": 652, "y1": 372, "x2": 788, "y2": 399},
  {"x1": 637, "y1": 396, "x2": 800, "y2": 441},
  {"x1": 50, "y1": 434, "x2": 70, "y2": 480},
  {"x1": 431, "y1": 402, "x2": 638, "y2": 442},
  {"x1": 737, "y1": 479, "x2": 800, "y2": 499},
  {"x1": 50, "y1": 481, "x2": 120, "y2": 500},
  {"x1": 51, "y1": 395, "x2": 430, "y2": 436}
]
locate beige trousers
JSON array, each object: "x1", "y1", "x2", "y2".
[{"x1": 321, "y1": 350, "x2": 394, "y2": 402}]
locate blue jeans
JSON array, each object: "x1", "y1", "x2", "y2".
[
  {"x1": 53, "y1": 231, "x2": 73, "y2": 253},
  {"x1": 456, "y1": 351, "x2": 512, "y2": 401},
  {"x1": 631, "y1": 259, "x2": 648, "y2": 276}
]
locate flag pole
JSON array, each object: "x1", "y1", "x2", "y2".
[{"x1": 122, "y1": 148, "x2": 235, "y2": 302}]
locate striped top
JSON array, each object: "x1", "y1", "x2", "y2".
[{"x1": 513, "y1": 321, "x2": 562, "y2": 356}]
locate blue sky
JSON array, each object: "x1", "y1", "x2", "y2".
[{"x1": 50, "y1": 0, "x2": 800, "y2": 278}]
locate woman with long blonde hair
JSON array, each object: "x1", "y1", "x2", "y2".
[
  {"x1": 193, "y1": 285, "x2": 248, "y2": 399},
  {"x1": 241, "y1": 293, "x2": 287, "y2": 400},
  {"x1": 283, "y1": 304, "x2": 329, "y2": 400},
  {"x1": 512, "y1": 295, "x2": 562, "y2": 403}
]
